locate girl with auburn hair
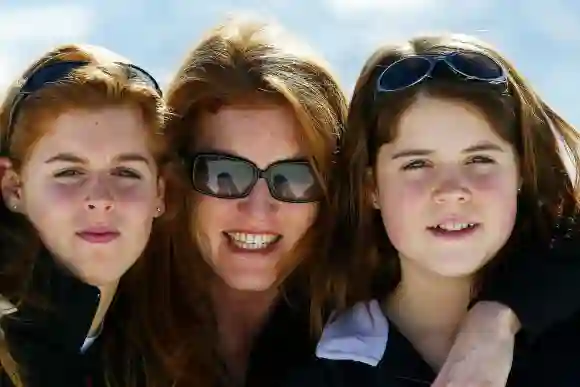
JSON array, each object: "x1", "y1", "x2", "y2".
[
  {"x1": 283, "y1": 34, "x2": 580, "y2": 387},
  {"x1": 0, "y1": 44, "x2": 173, "y2": 387}
]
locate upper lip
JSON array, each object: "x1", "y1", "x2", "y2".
[{"x1": 77, "y1": 226, "x2": 119, "y2": 234}]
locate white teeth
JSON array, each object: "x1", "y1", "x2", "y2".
[
  {"x1": 436, "y1": 222, "x2": 475, "y2": 231},
  {"x1": 226, "y1": 232, "x2": 279, "y2": 250}
]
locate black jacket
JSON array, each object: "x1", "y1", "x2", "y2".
[
  {"x1": 233, "y1": 294, "x2": 315, "y2": 387},
  {"x1": 282, "y1": 300, "x2": 580, "y2": 387},
  {"x1": 0, "y1": 251, "x2": 104, "y2": 387},
  {"x1": 3, "y1": 225, "x2": 580, "y2": 386},
  {"x1": 480, "y1": 225, "x2": 580, "y2": 335}
]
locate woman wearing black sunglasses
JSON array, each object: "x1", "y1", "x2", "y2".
[
  {"x1": 149, "y1": 18, "x2": 346, "y2": 387},
  {"x1": 0, "y1": 45, "x2": 177, "y2": 387},
  {"x1": 281, "y1": 34, "x2": 580, "y2": 387}
]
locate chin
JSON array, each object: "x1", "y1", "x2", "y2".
[
  {"x1": 71, "y1": 263, "x2": 126, "y2": 287},
  {"x1": 224, "y1": 274, "x2": 278, "y2": 292},
  {"x1": 78, "y1": 273, "x2": 123, "y2": 288},
  {"x1": 428, "y1": 261, "x2": 482, "y2": 278}
]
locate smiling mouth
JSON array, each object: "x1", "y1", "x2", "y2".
[
  {"x1": 427, "y1": 221, "x2": 480, "y2": 237},
  {"x1": 431, "y1": 222, "x2": 478, "y2": 231},
  {"x1": 224, "y1": 232, "x2": 282, "y2": 250}
]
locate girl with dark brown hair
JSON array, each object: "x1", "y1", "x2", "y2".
[{"x1": 282, "y1": 33, "x2": 580, "y2": 387}]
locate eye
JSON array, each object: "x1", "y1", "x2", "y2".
[
  {"x1": 467, "y1": 155, "x2": 496, "y2": 164},
  {"x1": 402, "y1": 159, "x2": 431, "y2": 170},
  {"x1": 53, "y1": 169, "x2": 83, "y2": 178},
  {"x1": 113, "y1": 167, "x2": 142, "y2": 179}
]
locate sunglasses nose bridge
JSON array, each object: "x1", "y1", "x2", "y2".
[
  {"x1": 256, "y1": 168, "x2": 278, "y2": 198},
  {"x1": 238, "y1": 175, "x2": 278, "y2": 215},
  {"x1": 241, "y1": 167, "x2": 270, "y2": 195}
]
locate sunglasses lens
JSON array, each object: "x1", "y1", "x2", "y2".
[
  {"x1": 378, "y1": 57, "x2": 432, "y2": 92},
  {"x1": 446, "y1": 52, "x2": 504, "y2": 80},
  {"x1": 192, "y1": 155, "x2": 255, "y2": 198},
  {"x1": 268, "y1": 163, "x2": 321, "y2": 202}
]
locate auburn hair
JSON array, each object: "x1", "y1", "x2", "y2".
[{"x1": 145, "y1": 17, "x2": 348, "y2": 386}]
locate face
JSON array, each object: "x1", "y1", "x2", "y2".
[
  {"x1": 3, "y1": 107, "x2": 165, "y2": 287},
  {"x1": 193, "y1": 102, "x2": 318, "y2": 292},
  {"x1": 372, "y1": 95, "x2": 519, "y2": 278}
]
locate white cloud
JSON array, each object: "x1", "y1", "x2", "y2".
[{"x1": 0, "y1": 4, "x2": 94, "y2": 90}]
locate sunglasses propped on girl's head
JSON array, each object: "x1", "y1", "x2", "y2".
[{"x1": 375, "y1": 51, "x2": 507, "y2": 94}]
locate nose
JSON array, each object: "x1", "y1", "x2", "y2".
[
  {"x1": 237, "y1": 178, "x2": 278, "y2": 216},
  {"x1": 432, "y1": 170, "x2": 472, "y2": 205},
  {"x1": 85, "y1": 175, "x2": 115, "y2": 212}
]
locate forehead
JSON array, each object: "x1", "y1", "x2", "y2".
[
  {"x1": 195, "y1": 102, "x2": 304, "y2": 161},
  {"x1": 392, "y1": 96, "x2": 504, "y2": 149},
  {"x1": 29, "y1": 106, "x2": 150, "y2": 160}
]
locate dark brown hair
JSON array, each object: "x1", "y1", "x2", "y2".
[
  {"x1": 320, "y1": 34, "x2": 580, "y2": 311},
  {"x1": 0, "y1": 44, "x2": 180, "y2": 387}
]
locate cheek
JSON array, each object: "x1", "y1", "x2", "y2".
[
  {"x1": 115, "y1": 184, "x2": 159, "y2": 206},
  {"x1": 470, "y1": 173, "x2": 518, "y2": 230},
  {"x1": 23, "y1": 182, "x2": 76, "y2": 230},
  {"x1": 192, "y1": 195, "x2": 233, "y2": 260},
  {"x1": 195, "y1": 195, "x2": 234, "y2": 233},
  {"x1": 377, "y1": 174, "x2": 430, "y2": 244},
  {"x1": 280, "y1": 202, "x2": 318, "y2": 241}
]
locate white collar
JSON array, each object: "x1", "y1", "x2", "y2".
[{"x1": 315, "y1": 299, "x2": 389, "y2": 366}]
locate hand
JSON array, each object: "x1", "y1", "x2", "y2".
[{"x1": 431, "y1": 301, "x2": 520, "y2": 387}]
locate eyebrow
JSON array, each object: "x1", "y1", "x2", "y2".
[
  {"x1": 44, "y1": 152, "x2": 151, "y2": 165},
  {"x1": 391, "y1": 141, "x2": 504, "y2": 160}
]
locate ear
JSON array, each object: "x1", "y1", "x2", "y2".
[
  {"x1": 153, "y1": 176, "x2": 166, "y2": 218},
  {"x1": 1, "y1": 167, "x2": 24, "y2": 213},
  {"x1": 365, "y1": 167, "x2": 380, "y2": 210}
]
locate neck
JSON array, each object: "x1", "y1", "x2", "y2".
[
  {"x1": 384, "y1": 255, "x2": 473, "y2": 370},
  {"x1": 88, "y1": 281, "x2": 118, "y2": 337},
  {"x1": 211, "y1": 278, "x2": 278, "y2": 383},
  {"x1": 212, "y1": 279, "x2": 278, "y2": 341}
]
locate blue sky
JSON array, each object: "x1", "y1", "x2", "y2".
[{"x1": 0, "y1": 0, "x2": 578, "y2": 128}]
